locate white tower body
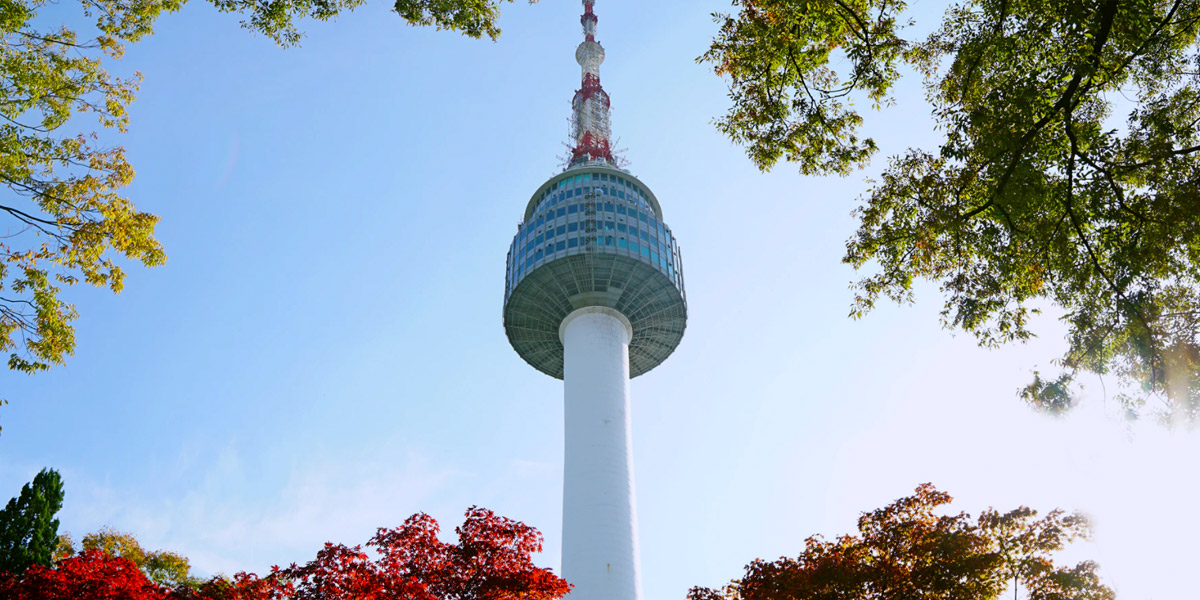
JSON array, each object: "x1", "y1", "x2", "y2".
[{"x1": 560, "y1": 307, "x2": 641, "y2": 600}]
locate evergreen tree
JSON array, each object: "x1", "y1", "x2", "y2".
[{"x1": 0, "y1": 469, "x2": 64, "y2": 575}]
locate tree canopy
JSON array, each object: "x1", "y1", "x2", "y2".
[
  {"x1": 704, "y1": 0, "x2": 1200, "y2": 424},
  {"x1": 264, "y1": 506, "x2": 571, "y2": 600},
  {"x1": 0, "y1": 506, "x2": 570, "y2": 600},
  {"x1": 688, "y1": 484, "x2": 1113, "y2": 600},
  {"x1": 0, "y1": 0, "x2": 522, "y2": 380},
  {"x1": 0, "y1": 468, "x2": 64, "y2": 575},
  {"x1": 55, "y1": 528, "x2": 198, "y2": 589}
]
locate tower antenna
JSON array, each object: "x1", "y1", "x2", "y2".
[{"x1": 568, "y1": 0, "x2": 618, "y2": 167}]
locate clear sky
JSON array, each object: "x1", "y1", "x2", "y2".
[{"x1": 1, "y1": 1, "x2": 1195, "y2": 598}]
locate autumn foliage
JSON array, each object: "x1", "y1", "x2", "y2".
[
  {"x1": 689, "y1": 484, "x2": 1113, "y2": 600},
  {"x1": 0, "y1": 507, "x2": 570, "y2": 600},
  {"x1": 0, "y1": 550, "x2": 169, "y2": 600}
]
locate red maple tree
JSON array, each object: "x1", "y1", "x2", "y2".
[
  {"x1": 280, "y1": 506, "x2": 570, "y2": 600},
  {"x1": 0, "y1": 550, "x2": 169, "y2": 600}
]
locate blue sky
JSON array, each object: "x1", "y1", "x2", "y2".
[{"x1": 1, "y1": 1, "x2": 1196, "y2": 598}]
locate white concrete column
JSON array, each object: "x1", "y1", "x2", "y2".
[{"x1": 559, "y1": 307, "x2": 641, "y2": 600}]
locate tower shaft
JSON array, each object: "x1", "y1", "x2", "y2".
[{"x1": 560, "y1": 307, "x2": 641, "y2": 600}]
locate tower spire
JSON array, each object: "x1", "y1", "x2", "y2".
[{"x1": 570, "y1": 0, "x2": 615, "y2": 166}]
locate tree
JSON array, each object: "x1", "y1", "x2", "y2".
[
  {"x1": 2, "y1": 506, "x2": 570, "y2": 600},
  {"x1": 271, "y1": 506, "x2": 571, "y2": 600},
  {"x1": 0, "y1": 468, "x2": 64, "y2": 575},
  {"x1": 55, "y1": 528, "x2": 198, "y2": 589},
  {"x1": 703, "y1": 0, "x2": 1200, "y2": 424},
  {"x1": 0, "y1": 0, "x2": 527, "y2": 382},
  {"x1": 688, "y1": 484, "x2": 1113, "y2": 600},
  {"x1": 0, "y1": 549, "x2": 170, "y2": 600}
]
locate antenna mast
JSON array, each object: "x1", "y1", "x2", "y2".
[{"x1": 569, "y1": 0, "x2": 616, "y2": 167}]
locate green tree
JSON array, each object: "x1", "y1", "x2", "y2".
[
  {"x1": 704, "y1": 0, "x2": 1200, "y2": 424},
  {"x1": 689, "y1": 484, "x2": 1113, "y2": 600},
  {"x1": 0, "y1": 0, "x2": 525, "y2": 380},
  {"x1": 0, "y1": 468, "x2": 64, "y2": 575}
]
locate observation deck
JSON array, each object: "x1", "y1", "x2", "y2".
[{"x1": 503, "y1": 164, "x2": 687, "y2": 378}]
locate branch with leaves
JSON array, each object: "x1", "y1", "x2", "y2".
[{"x1": 704, "y1": 0, "x2": 1200, "y2": 424}]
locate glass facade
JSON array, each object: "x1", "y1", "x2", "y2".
[
  {"x1": 504, "y1": 184, "x2": 685, "y2": 302},
  {"x1": 528, "y1": 171, "x2": 657, "y2": 217}
]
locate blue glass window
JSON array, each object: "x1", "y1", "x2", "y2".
[
  {"x1": 568, "y1": 222, "x2": 578, "y2": 232},
  {"x1": 668, "y1": 264, "x2": 674, "y2": 277},
  {"x1": 640, "y1": 230, "x2": 649, "y2": 241},
  {"x1": 605, "y1": 236, "x2": 615, "y2": 246},
  {"x1": 640, "y1": 213, "x2": 649, "y2": 224},
  {"x1": 604, "y1": 202, "x2": 614, "y2": 212},
  {"x1": 556, "y1": 241, "x2": 566, "y2": 251},
  {"x1": 535, "y1": 249, "x2": 543, "y2": 260},
  {"x1": 617, "y1": 223, "x2": 627, "y2": 233},
  {"x1": 568, "y1": 205, "x2": 578, "y2": 214},
  {"x1": 535, "y1": 234, "x2": 544, "y2": 245},
  {"x1": 618, "y1": 238, "x2": 628, "y2": 249},
  {"x1": 557, "y1": 208, "x2": 566, "y2": 218},
  {"x1": 641, "y1": 246, "x2": 650, "y2": 258},
  {"x1": 605, "y1": 222, "x2": 615, "y2": 231},
  {"x1": 651, "y1": 251, "x2": 659, "y2": 263},
  {"x1": 616, "y1": 205, "x2": 627, "y2": 215},
  {"x1": 566, "y1": 189, "x2": 575, "y2": 199},
  {"x1": 629, "y1": 227, "x2": 639, "y2": 238},
  {"x1": 555, "y1": 225, "x2": 564, "y2": 235},
  {"x1": 617, "y1": 190, "x2": 626, "y2": 200},
  {"x1": 568, "y1": 238, "x2": 579, "y2": 248},
  {"x1": 536, "y1": 216, "x2": 544, "y2": 227}
]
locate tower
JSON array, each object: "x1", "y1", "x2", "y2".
[{"x1": 502, "y1": 2, "x2": 687, "y2": 600}]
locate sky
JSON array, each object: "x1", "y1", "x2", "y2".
[{"x1": 1, "y1": 1, "x2": 1197, "y2": 598}]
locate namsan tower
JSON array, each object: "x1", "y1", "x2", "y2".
[{"x1": 502, "y1": 2, "x2": 687, "y2": 600}]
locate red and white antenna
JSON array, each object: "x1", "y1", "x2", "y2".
[{"x1": 569, "y1": 0, "x2": 617, "y2": 167}]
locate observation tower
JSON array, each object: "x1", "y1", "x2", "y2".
[{"x1": 503, "y1": 2, "x2": 687, "y2": 600}]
